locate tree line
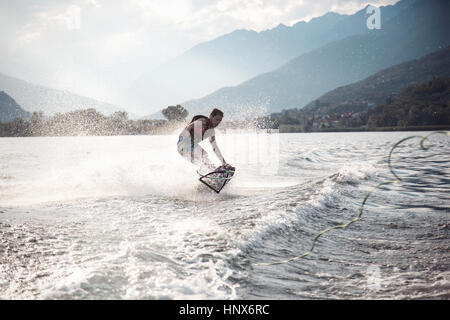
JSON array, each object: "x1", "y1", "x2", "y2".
[
  {"x1": 0, "y1": 109, "x2": 171, "y2": 137},
  {"x1": 365, "y1": 77, "x2": 449, "y2": 128}
]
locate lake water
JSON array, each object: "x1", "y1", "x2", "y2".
[{"x1": 0, "y1": 131, "x2": 449, "y2": 299}]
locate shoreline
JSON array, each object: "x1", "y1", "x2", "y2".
[
  {"x1": 0, "y1": 125, "x2": 449, "y2": 138},
  {"x1": 279, "y1": 125, "x2": 450, "y2": 133}
]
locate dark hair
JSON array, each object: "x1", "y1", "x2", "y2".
[{"x1": 210, "y1": 108, "x2": 224, "y2": 117}]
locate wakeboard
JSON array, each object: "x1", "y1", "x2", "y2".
[{"x1": 197, "y1": 164, "x2": 235, "y2": 193}]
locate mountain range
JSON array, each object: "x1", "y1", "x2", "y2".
[
  {"x1": 2, "y1": 0, "x2": 449, "y2": 124},
  {"x1": 0, "y1": 91, "x2": 31, "y2": 123},
  {"x1": 134, "y1": 0, "x2": 417, "y2": 116},
  {"x1": 181, "y1": 0, "x2": 450, "y2": 119},
  {"x1": 0, "y1": 72, "x2": 123, "y2": 117}
]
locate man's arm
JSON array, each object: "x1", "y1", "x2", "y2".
[{"x1": 209, "y1": 135, "x2": 226, "y2": 165}]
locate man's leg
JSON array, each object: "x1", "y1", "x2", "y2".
[{"x1": 192, "y1": 144, "x2": 215, "y2": 171}]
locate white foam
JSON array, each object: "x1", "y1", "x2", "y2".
[
  {"x1": 235, "y1": 161, "x2": 380, "y2": 253},
  {"x1": 0, "y1": 135, "x2": 200, "y2": 206}
]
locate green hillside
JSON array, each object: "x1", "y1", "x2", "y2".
[{"x1": 302, "y1": 45, "x2": 450, "y2": 116}]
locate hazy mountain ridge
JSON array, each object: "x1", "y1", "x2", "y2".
[
  {"x1": 0, "y1": 72, "x2": 123, "y2": 117},
  {"x1": 0, "y1": 91, "x2": 31, "y2": 123},
  {"x1": 182, "y1": 0, "x2": 449, "y2": 119}
]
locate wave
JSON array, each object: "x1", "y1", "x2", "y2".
[{"x1": 234, "y1": 161, "x2": 380, "y2": 257}]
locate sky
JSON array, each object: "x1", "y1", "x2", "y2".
[{"x1": 0, "y1": 0, "x2": 399, "y2": 110}]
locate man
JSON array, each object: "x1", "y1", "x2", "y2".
[{"x1": 177, "y1": 108, "x2": 227, "y2": 171}]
